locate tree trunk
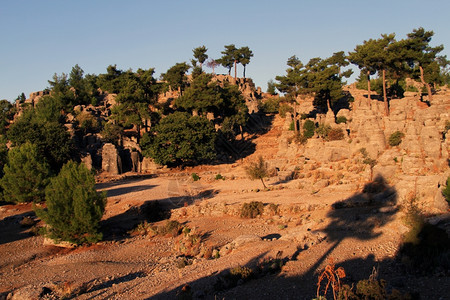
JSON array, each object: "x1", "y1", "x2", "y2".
[
  {"x1": 234, "y1": 60, "x2": 237, "y2": 80},
  {"x1": 367, "y1": 70, "x2": 371, "y2": 99},
  {"x1": 243, "y1": 65, "x2": 246, "y2": 78},
  {"x1": 419, "y1": 66, "x2": 433, "y2": 102},
  {"x1": 382, "y1": 69, "x2": 389, "y2": 116},
  {"x1": 260, "y1": 178, "x2": 267, "y2": 189},
  {"x1": 293, "y1": 102, "x2": 298, "y2": 134}
]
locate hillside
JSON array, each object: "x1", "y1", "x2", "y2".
[{"x1": 0, "y1": 84, "x2": 449, "y2": 299}]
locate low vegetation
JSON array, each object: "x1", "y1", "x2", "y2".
[
  {"x1": 388, "y1": 131, "x2": 405, "y2": 146},
  {"x1": 240, "y1": 201, "x2": 264, "y2": 218}
]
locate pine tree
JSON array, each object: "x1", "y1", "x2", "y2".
[
  {"x1": 37, "y1": 161, "x2": 106, "y2": 244},
  {"x1": 1, "y1": 142, "x2": 50, "y2": 203}
]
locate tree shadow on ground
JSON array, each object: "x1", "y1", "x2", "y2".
[
  {"x1": 0, "y1": 211, "x2": 36, "y2": 245},
  {"x1": 100, "y1": 189, "x2": 217, "y2": 241},
  {"x1": 215, "y1": 113, "x2": 274, "y2": 163},
  {"x1": 101, "y1": 184, "x2": 157, "y2": 197},
  {"x1": 147, "y1": 175, "x2": 409, "y2": 299}
]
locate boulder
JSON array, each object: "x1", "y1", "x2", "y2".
[{"x1": 102, "y1": 143, "x2": 122, "y2": 174}]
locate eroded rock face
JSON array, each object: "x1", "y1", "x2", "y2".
[{"x1": 102, "y1": 143, "x2": 122, "y2": 175}]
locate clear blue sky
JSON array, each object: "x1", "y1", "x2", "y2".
[{"x1": 1, "y1": 0, "x2": 449, "y2": 101}]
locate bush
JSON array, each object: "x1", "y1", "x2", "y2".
[
  {"x1": 1, "y1": 142, "x2": 50, "y2": 203},
  {"x1": 442, "y1": 176, "x2": 450, "y2": 205},
  {"x1": 303, "y1": 120, "x2": 315, "y2": 138},
  {"x1": 316, "y1": 123, "x2": 331, "y2": 139},
  {"x1": 192, "y1": 173, "x2": 200, "y2": 181},
  {"x1": 36, "y1": 161, "x2": 106, "y2": 244},
  {"x1": 336, "y1": 116, "x2": 347, "y2": 124},
  {"x1": 327, "y1": 128, "x2": 345, "y2": 141},
  {"x1": 215, "y1": 174, "x2": 225, "y2": 180},
  {"x1": 245, "y1": 156, "x2": 268, "y2": 189},
  {"x1": 260, "y1": 98, "x2": 279, "y2": 114},
  {"x1": 388, "y1": 131, "x2": 405, "y2": 146},
  {"x1": 278, "y1": 103, "x2": 293, "y2": 118},
  {"x1": 240, "y1": 201, "x2": 264, "y2": 218}
]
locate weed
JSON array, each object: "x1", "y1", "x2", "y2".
[
  {"x1": 215, "y1": 173, "x2": 225, "y2": 180},
  {"x1": 389, "y1": 131, "x2": 405, "y2": 146},
  {"x1": 442, "y1": 176, "x2": 450, "y2": 204},
  {"x1": 268, "y1": 203, "x2": 279, "y2": 215},
  {"x1": 158, "y1": 220, "x2": 182, "y2": 237},
  {"x1": 191, "y1": 173, "x2": 200, "y2": 181},
  {"x1": 240, "y1": 201, "x2": 264, "y2": 218}
]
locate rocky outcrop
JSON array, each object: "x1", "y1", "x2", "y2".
[{"x1": 101, "y1": 143, "x2": 122, "y2": 175}]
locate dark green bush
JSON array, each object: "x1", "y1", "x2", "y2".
[
  {"x1": 36, "y1": 161, "x2": 106, "y2": 244},
  {"x1": 303, "y1": 120, "x2": 315, "y2": 138},
  {"x1": 158, "y1": 220, "x2": 182, "y2": 237},
  {"x1": 443, "y1": 176, "x2": 450, "y2": 204},
  {"x1": 389, "y1": 131, "x2": 405, "y2": 146},
  {"x1": 240, "y1": 201, "x2": 264, "y2": 218},
  {"x1": 192, "y1": 173, "x2": 200, "y2": 181},
  {"x1": 1, "y1": 142, "x2": 50, "y2": 203},
  {"x1": 260, "y1": 98, "x2": 279, "y2": 114},
  {"x1": 215, "y1": 174, "x2": 225, "y2": 180}
]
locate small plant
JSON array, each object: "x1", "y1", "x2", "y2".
[
  {"x1": 316, "y1": 258, "x2": 346, "y2": 300},
  {"x1": 303, "y1": 119, "x2": 315, "y2": 138},
  {"x1": 158, "y1": 220, "x2": 182, "y2": 237},
  {"x1": 443, "y1": 176, "x2": 450, "y2": 204},
  {"x1": 388, "y1": 131, "x2": 405, "y2": 146},
  {"x1": 316, "y1": 123, "x2": 331, "y2": 139},
  {"x1": 245, "y1": 156, "x2": 269, "y2": 189},
  {"x1": 289, "y1": 121, "x2": 295, "y2": 131},
  {"x1": 336, "y1": 116, "x2": 347, "y2": 124},
  {"x1": 268, "y1": 203, "x2": 279, "y2": 215},
  {"x1": 240, "y1": 201, "x2": 264, "y2": 218},
  {"x1": 215, "y1": 174, "x2": 225, "y2": 180},
  {"x1": 191, "y1": 173, "x2": 200, "y2": 181}
]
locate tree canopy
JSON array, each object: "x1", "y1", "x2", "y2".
[{"x1": 144, "y1": 112, "x2": 216, "y2": 166}]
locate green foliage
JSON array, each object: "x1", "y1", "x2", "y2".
[
  {"x1": 443, "y1": 177, "x2": 450, "y2": 204},
  {"x1": 192, "y1": 46, "x2": 208, "y2": 67},
  {"x1": 245, "y1": 156, "x2": 268, "y2": 188},
  {"x1": 36, "y1": 161, "x2": 106, "y2": 245},
  {"x1": 389, "y1": 131, "x2": 405, "y2": 146},
  {"x1": 0, "y1": 136, "x2": 8, "y2": 178},
  {"x1": 0, "y1": 100, "x2": 15, "y2": 135},
  {"x1": 7, "y1": 109, "x2": 73, "y2": 172},
  {"x1": 266, "y1": 80, "x2": 277, "y2": 95},
  {"x1": 1, "y1": 142, "x2": 50, "y2": 203},
  {"x1": 76, "y1": 111, "x2": 99, "y2": 134},
  {"x1": 336, "y1": 116, "x2": 347, "y2": 124},
  {"x1": 278, "y1": 103, "x2": 293, "y2": 118},
  {"x1": 191, "y1": 173, "x2": 200, "y2": 181},
  {"x1": 303, "y1": 119, "x2": 316, "y2": 138},
  {"x1": 100, "y1": 122, "x2": 123, "y2": 145},
  {"x1": 147, "y1": 112, "x2": 216, "y2": 166},
  {"x1": 161, "y1": 62, "x2": 190, "y2": 93},
  {"x1": 316, "y1": 123, "x2": 331, "y2": 139},
  {"x1": 240, "y1": 201, "x2": 264, "y2": 218},
  {"x1": 260, "y1": 97, "x2": 280, "y2": 114},
  {"x1": 215, "y1": 174, "x2": 225, "y2": 180}
]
